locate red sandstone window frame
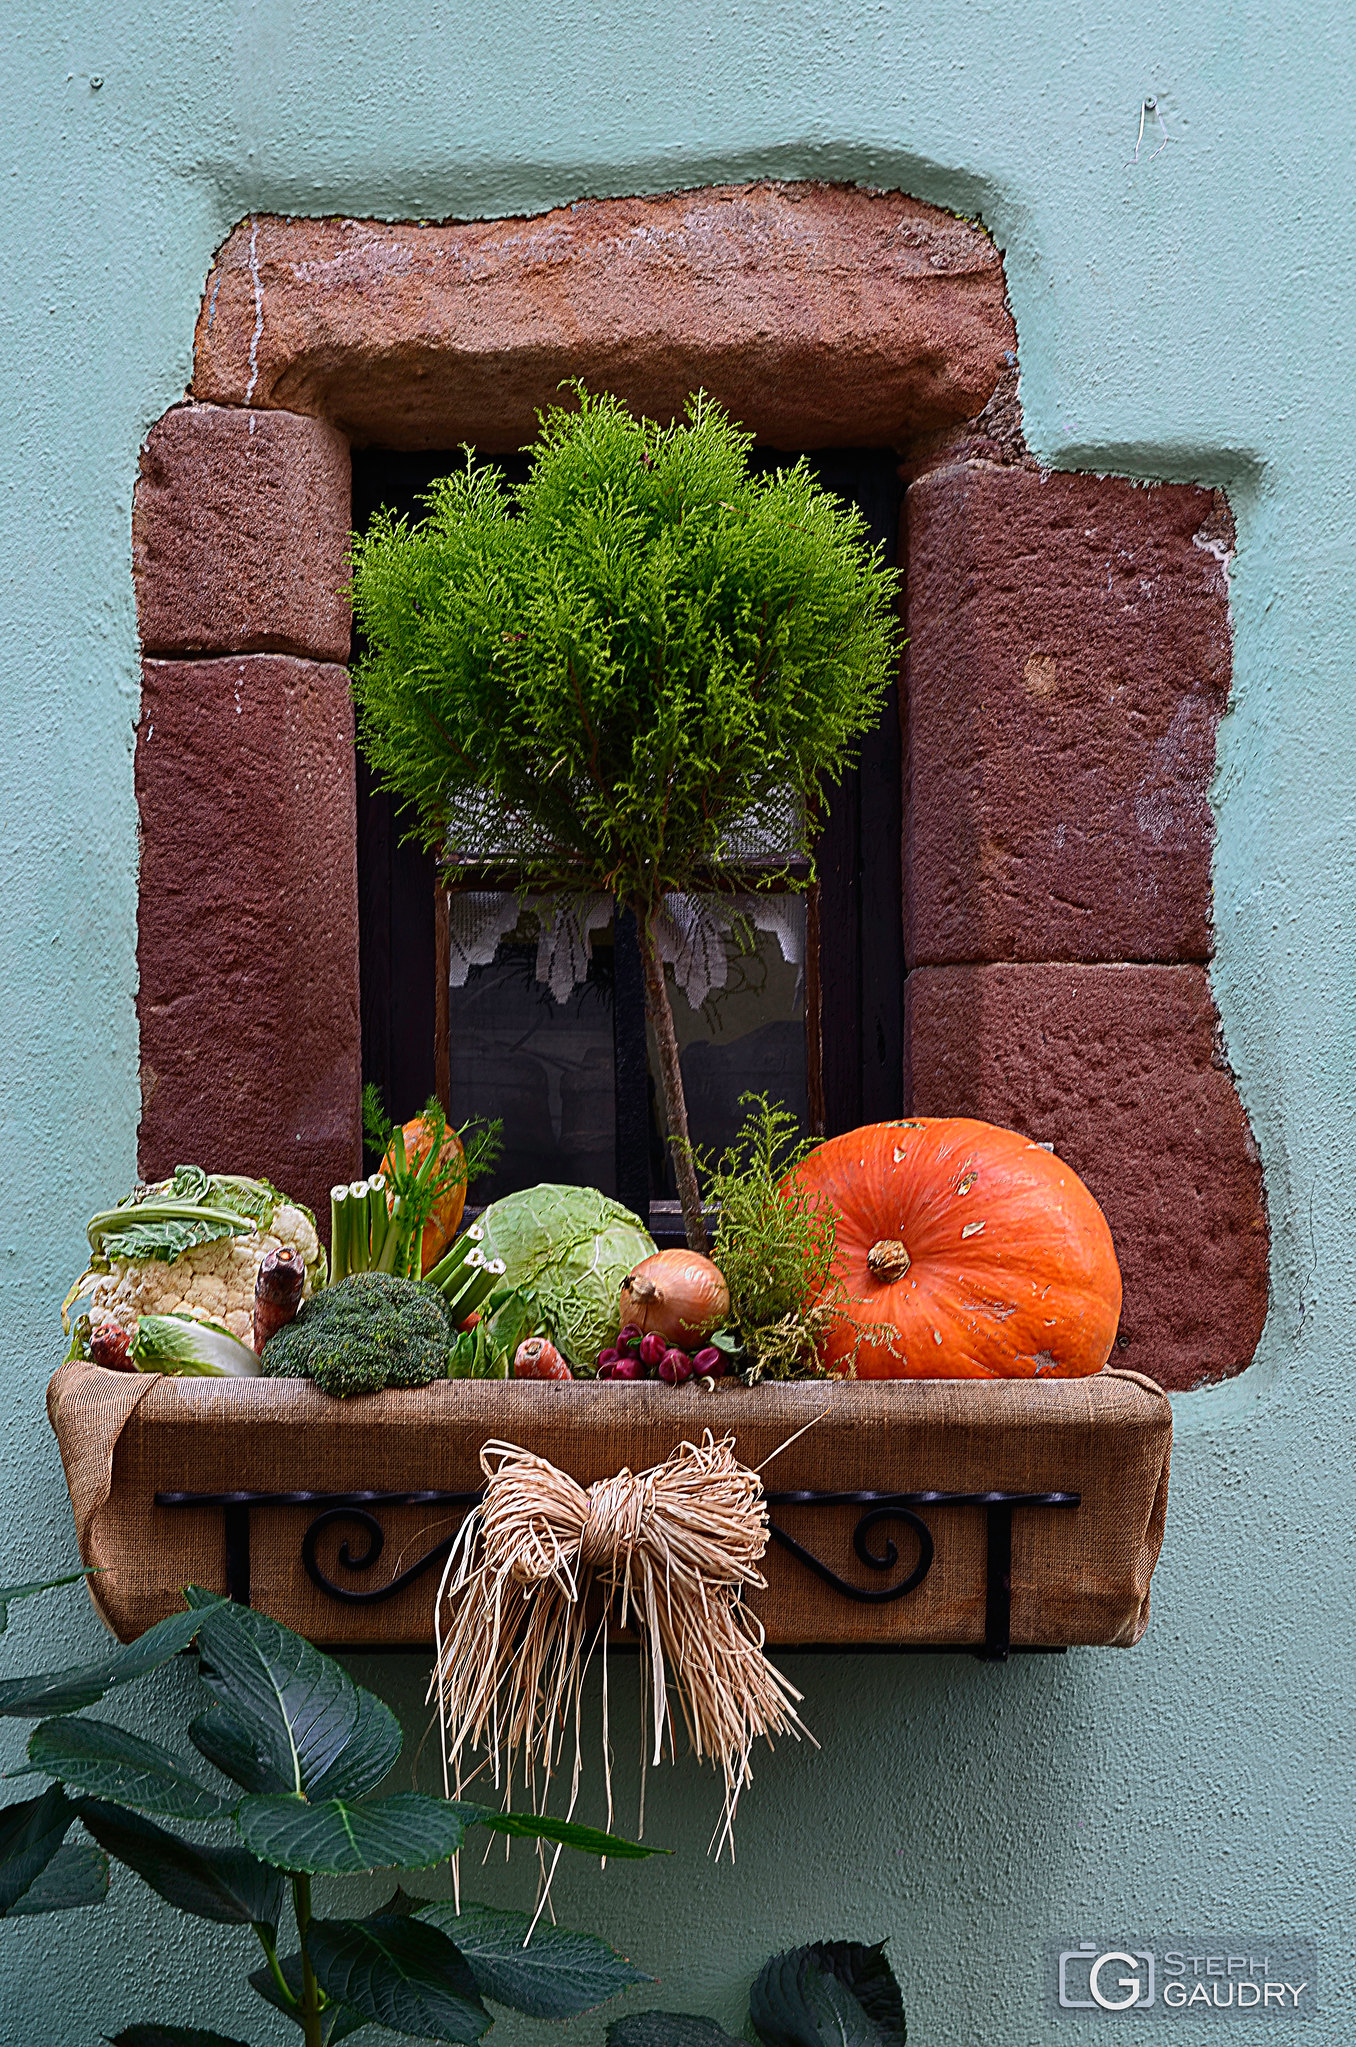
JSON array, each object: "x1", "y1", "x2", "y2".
[{"x1": 130, "y1": 182, "x2": 1267, "y2": 1391}]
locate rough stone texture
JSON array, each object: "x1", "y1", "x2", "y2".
[
  {"x1": 133, "y1": 406, "x2": 352, "y2": 660},
  {"x1": 136, "y1": 656, "x2": 362, "y2": 1226},
  {"x1": 191, "y1": 184, "x2": 1015, "y2": 449},
  {"x1": 905, "y1": 962, "x2": 1269, "y2": 1391},
  {"x1": 904, "y1": 463, "x2": 1233, "y2": 966}
]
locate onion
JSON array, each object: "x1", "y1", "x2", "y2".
[{"x1": 619, "y1": 1250, "x2": 730, "y2": 1349}]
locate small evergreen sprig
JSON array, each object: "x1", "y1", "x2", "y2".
[{"x1": 699, "y1": 1094, "x2": 839, "y2": 1381}]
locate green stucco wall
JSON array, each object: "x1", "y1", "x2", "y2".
[{"x1": 2, "y1": 3, "x2": 1351, "y2": 2040}]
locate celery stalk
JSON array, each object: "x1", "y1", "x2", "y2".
[
  {"x1": 329, "y1": 1185, "x2": 351, "y2": 1285},
  {"x1": 374, "y1": 1196, "x2": 405, "y2": 1275},
  {"x1": 425, "y1": 1230, "x2": 480, "y2": 1295},
  {"x1": 347, "y1": 1181, "x2": 372, "y2": 1272},
  {"x1": 366, "y1": 1174, "x2": 390, "y2": 1268},
  {"x1": 442, "y1": 1258, "x2": 506, "y2": 1325}
]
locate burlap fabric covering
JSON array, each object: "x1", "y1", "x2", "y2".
[{"x1": 47, "y1": 1363, "x2": 1170, "y2": 1650}]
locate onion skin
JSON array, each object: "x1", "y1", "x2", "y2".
[{"x1": 619, "y1": 1250, "x2": 730, "y2": 1349}]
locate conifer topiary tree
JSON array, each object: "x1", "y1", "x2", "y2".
[{"x1": 350, "y1": 389, "x2": 900, "y2": 1250}]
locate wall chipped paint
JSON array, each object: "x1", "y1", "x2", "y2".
[{"x1": 1, "y1": 2, "x2": 1352, "y2": 2042}]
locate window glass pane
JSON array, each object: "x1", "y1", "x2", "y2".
[
  {"x1": 447, "y1": 908, "x2": 617, "y2": 1202},
  {"x1": 649, "y1": 902, "x2": 808, "y2": 1182},
  {"x1": 446, "y1": 898, "x2": 808, "y2": 1205}
]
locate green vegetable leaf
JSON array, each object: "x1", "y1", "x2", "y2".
[
  {"x1": 249, "y1": 1952, "x2": 368, "y2": 2042},
  {"x1": 192, "y1": 1601, "x2": 381, "y2": 1798},
  {"x1": 0, "y1": 1599, "x2": 228, "y2": 1719},
  {"x1": 78, "y1": 1799, "x2": 283, "y2": 1933},
  {"x1": 610, "y1": 2017, "x2": 743, "y2": 2047},
  {"x1": 458, "y1": 1802, "x2": 663, "y2": 1859},
  {"x1": 8, "y1": 1839, "x2": 109, "y2": 1914},
  {"x1": 105, "y1": 2029, "x2": 253, "y2": 2046},
  {"x1": 0, "y1": 1569, "x2": 95, "y2": 1634},
  {"x1": 235, "y1": 1791, "x2": 468, "y2": 1874},
  {"x1": 28, "y1": 1718, "x2": 236, "y2": 1820},
  {"x1": 421, "y1": 1900, "x2": 652, "y2": 2017},
  {"x1": 475, "y1": 1185, "x2": 655, "y2": 1366},
  {"x1": 0, "y1": 1784, "x2": 75, "y2": 1914},
  {"x1": 749, "y1": 1944, "x2": 904, "y2": 2047},
  {"x1": 306, "y1": 1913, "x2": 491, "y2": 2042}
]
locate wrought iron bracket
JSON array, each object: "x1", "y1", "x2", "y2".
[{"x1": 156, "y1": 1483, "x2": 1079, "y2": 1662}]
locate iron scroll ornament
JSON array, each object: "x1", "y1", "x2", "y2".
[{"x1": 155, "y1": 1484, "x2": 1080, "y2": 1661}]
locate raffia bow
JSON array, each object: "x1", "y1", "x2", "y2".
[{"x1": 430, "y1": 1432, "x2": 809, "y2": 1857}]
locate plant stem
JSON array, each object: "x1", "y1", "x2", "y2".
[
  {"x1": 637, "y1": 906, "x2": 707, "y2": 1254},
  {"x1": 255, "y1": 1925, "x2": 297, "y2": 2011},
  {"x1": 293, "y1": 1871, "x2": 324, "y2": 2047}
]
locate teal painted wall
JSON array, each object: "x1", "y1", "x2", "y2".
[{"x1": 2, "y1": 2, "x2": 1352, "y2": 2040}]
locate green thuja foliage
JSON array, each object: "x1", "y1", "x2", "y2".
[{"x1": 349, "y1": 387, "x2": 900, "y2": 1250}]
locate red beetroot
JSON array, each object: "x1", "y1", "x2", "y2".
[
  {"x1": 639, "y1": 1331, "x2": 667, "y2": 1370},
  {"x1": 658, "y1": 1347, "x2": 693, "y2": 1385},
  {"x1": 513, "y1": 1337, "x2": 572, "y2": 1381},
  {"x1": 89, "y1": 1321, "x2": 134, "y2": 1372},
  {"x1": 611, "y1": 1355, "x2": 643, "y2": 1380},
  {"x1": 693, "y1": 1346, "x2": 724, "y2": 1379}
]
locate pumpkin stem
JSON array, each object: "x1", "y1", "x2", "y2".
[{"x1": 867, "y1": 1238, "x2": 911, "y2": 1284}]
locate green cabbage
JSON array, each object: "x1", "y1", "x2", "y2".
[{"x1": 475, "y1": 1185, "x2": 655, "y2": 1369}]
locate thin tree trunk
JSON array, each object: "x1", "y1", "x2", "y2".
[{"x1": 637, "y1": 908, "x2": 708, "y2": 1254}]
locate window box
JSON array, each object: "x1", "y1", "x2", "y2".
[{"x1": 49, "y1": 1362, "x2": 1169, "y2": 1659}]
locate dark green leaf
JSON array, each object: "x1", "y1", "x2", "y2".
[
  {"x1": 750, "y1": 1947, "x2": 901, "y2": 2047},
  {"x1": 194, "y1": 1603, "x2": 391, "y2": 1799},
  {"x1": 0, "y1": 1601, "x2": 227, "y2": 1719},
  {"x1": 105, "y1": 2029, "x2": 252, "y2": 2046},
  {"x1": 458, "y1": 1801, "x2": 662, "y2": 1859},
  {"x1": 0, "y1": 1784, "x2": 74, "y2": 1913},
  {"x1": 28, "y1": 1718, "x2": 236, "y2": 1820},
  {"x1": 7, "y1": 1839, "x2": 109, "y2": 1913},
  {"x1": 235, "y1": 1791, "x2": 467, "y2": 1874},
  {"x1": 78, "y1": 1798, "x2": 283, "y2": 1933},
  {"x1": 805, "y1": 1943, "x2": 904, "y2": 2047},
  {"x1": 307, "y1": 1685, "x2": 401, "y2": 1801},
  {"x1": 188, "y1": 1707, "x2": 276, "y2": 1794},
  {"x1": 306, "y1": 1913, "x2": 490, "y2": 2043},
  {"x1": 0, "y1": 1569, "x2": 95, "y2": 1634},
  {"x1": 422, "y1": 1900, "x2": 652, "y2": 2017},
  {"x1": 610, "y1": 2017, "x2": 742, "y2": 2047},
  {"x1": 249, "y1": 1953, "x2": 369, "y2": 2043}
]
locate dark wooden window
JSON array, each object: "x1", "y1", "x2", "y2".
[{"x1": 353, "y1": 448, "x2": 903, "y2": 1236}]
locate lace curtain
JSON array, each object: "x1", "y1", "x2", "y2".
[{"x1": 447, "y1": 893, "x2": 804, "y2": 1008}]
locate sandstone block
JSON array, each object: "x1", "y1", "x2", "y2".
[
  {"x1": 133, "y1": 406, "x2": 351, "y2": 660},
  {"x1": 905, "y1": 465, "x2": 1232, "y2": 966},
  {"x1": 905, "y1": 962, "x2": 1268, "y2": 1391},
  {"x1": 137, "y1": 657, "x2": 361, "y2": 1227},
  {"x1": 190, "y1": 185, "x2": 1015, "y2": 449}
]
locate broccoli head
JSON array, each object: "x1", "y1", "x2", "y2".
[{"x1": 260, "y1": 1271, "x2": 452, "y2": 1397}]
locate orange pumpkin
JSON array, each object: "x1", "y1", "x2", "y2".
[
  {"x1": 785, "y1": 1117, "x2": 1121, "y2": 1380},
  {"x1": 381, "y1": 1114, "x2": 467, "y2": 1276}
]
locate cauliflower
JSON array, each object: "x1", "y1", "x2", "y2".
[{"x1": 64, "y1": 1169, "x2": 325, "y2": 1353}]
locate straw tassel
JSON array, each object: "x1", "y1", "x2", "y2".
[{"x1": 429, "y1": 1431, "x2": 809, "y2": 1857}]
